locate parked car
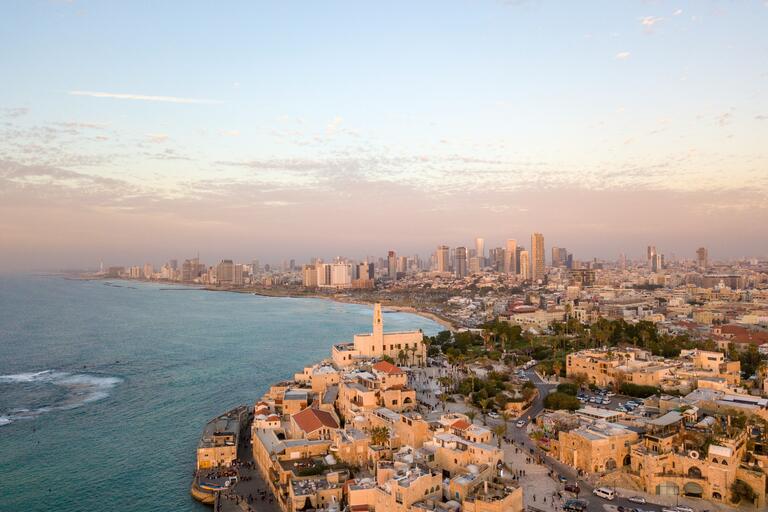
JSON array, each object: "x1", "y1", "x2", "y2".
[
  {"x1": 592, "y1": 487, "x2": 615, "y2": 500},
  {"x1": 563, "y1": 499, "x2": 588, "y2": 512},
  {"x1": 628, "y1": 496, "x2": 646, "y2": 504},
  {"x1": 606, "y1": 391, "x2": 616, "y2": 397},
  {"x1": 674, "y1": 506, "x2": 695, "y2": 512},
  {"x1": 488, "y1": 411, "x2": 500, "y2": 419},
  {"x1": 516, "y1": 419, "x2": 526, "y2": 428},
  {"x1": 564, "y1": 483, "x2": 580, "y2": 493}
]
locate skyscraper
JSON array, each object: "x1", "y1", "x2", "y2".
[
  {"x1": 531, "y1": 232, "x2": 545, "y2": 281},
  {"x1": 436, "y1": 245, "x2": 450, "y2": 273},
  {"x1": 504, "y1": 239, "x2": 517, "y2": 274},
  {"x1": 387, "y1": 250, "x2": 397, "y2": 279},
  {"x1": 216, "y1": 259, "x2": 234, "y2": 284},
  {"x1": 647, "y1": 245, "x2": 656, "y2": 270},
  {"x1": 519, "y1": 250, "x2": 530, "y2": 280},
  {"x1": 475, "y1": 237, "x2": 485, "y2": 266},
  {"x1": 696, "y1": 247, "x2": 708, "y2": 271},
  {"x1": 551, "y1": 246, "x2": 567, "y2": 268},
  {"x1": 455, "y1": 247, "x2": 468, "y2": 278}
]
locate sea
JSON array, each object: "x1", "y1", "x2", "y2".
[{"x1": 0, "y1": 275, "x2": 443, "y2": 511}]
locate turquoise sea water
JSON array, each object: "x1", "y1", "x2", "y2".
[{"x1": 0, "y1": 276, "x2": 442, "y2": 511}]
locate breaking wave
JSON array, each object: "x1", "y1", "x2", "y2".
[{"x1": 0, "y1": 370, "x2": 121, "y2": 426}]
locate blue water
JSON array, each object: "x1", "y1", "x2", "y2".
[{"x1": 0, "y1": 276, "x2": 442, "y2": 511}]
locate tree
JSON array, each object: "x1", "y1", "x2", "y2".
[
  {"x1": 397, "y1": 349, "x2": 407, "y2": 366},
  {"x1": 493, "y1": 424, "x2": 506, "y2": 448},
  {"x1": 466, "y1": 410, "x2": 477, "y2": 425},
  {"x1": 556, "y1": 383, "x2": 578, "y2": 396},
  {"x1": 370, "y1": 426, "x2": 389, "y2": 446},
  {"x1": 479, "y1": 398, "x2": 492, "y2": 425},
  {"x1": 730, "y1": 479, "x2": 757, "y2": 504},
  {"x1": 543, "y1": 392, "x2": 580, "y2": 411}
]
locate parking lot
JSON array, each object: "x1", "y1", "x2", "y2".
[{"x1": 577, "y1": 388, "x2": 649, "y2": 416}]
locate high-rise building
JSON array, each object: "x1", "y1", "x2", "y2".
[
  {"x1": 551, "y1": 247, "x2": 568, "y2": 268},
  {"x1": 455, "y1": 247, "x2": 468, "y2": 278},
  {"x1": 696, "y1": 247, "x2": 708, "y2": 271},
  {"x1": 233, "y1": 264, "x2": 244, "y2": 286},
  {"x1": 519, "y1": 250, "x2": 530, "y2": 280},
  {"x1": 468, "y1": 256, "x2": 481, "y2": 274},
  {"x1": 531, "y1": 232, "x2": 545, "y2": 281},
  {"x1": 618, "y1": 253, "x2": 627, "y2": 271},
  {"x1": 488, "y1": 247, "x2": 504, "y2": 272},
  {"x1": 302, "y1": 265, "x2": 318, "y2": 287},
  {"x1": 397, "y1": 256, "x2": 408, "y2": 274},
  {"x1": 475, "y1": 237, "x2": 485, "y2": 266},
  {"x1": 436, "y1": 245, "x2": 450, "y2": 273},
  {"x1": 216, "y1": 259, "x2": 235, "y2": 284},
  {"x1": 647, "y1": 246, "x2": 656, "y2": 270},
  {"x1": 387, "y1": 250, "x2": 397, "y2": 280},
  {"x1": 143, "y1": 263, "x2": 153, "y2": 279},
  {"x1": 504, "y1": 239, "x2": 517, "y2": 274}
]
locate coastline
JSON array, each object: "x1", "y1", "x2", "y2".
[{"x1": 83, "y1": 275, "x2": 458, "y2": 331}]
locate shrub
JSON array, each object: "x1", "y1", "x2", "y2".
[
  {"x1": 543, "y1": 392, "x2": 581, "y2": 411},
  {"x1": 619, "y1": 383, "x2": 659, "y2": 398},
  {"x1": 556, "y1": 383, "x2": 578, "y2": 396}
]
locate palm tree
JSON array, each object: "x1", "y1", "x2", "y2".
[
  {"x1": 479, "y1": 398, "x2": 492, "y2": 425},
  {"x1": 370, "y1": 426, "x2": 389, "y2": 446},
  {"x1": 397, "y1": 349, "x2": 407, "y2": 366},
  {"x1": 466, "y1": 410, "x2": 477, "y2": 425},
  {"x1": 501, "y1": 411, "x2": 512, "y2": 438},
  {"x1": 493, "y1": 424, "x2": 506, "y2": 448}
]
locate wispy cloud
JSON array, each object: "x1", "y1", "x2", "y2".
[
  {"x1": 615, "y1": 51, "x2": 631, "y2": 60},
  {"x1": 146, "y1": 133, "x2": 169, "y2": 143},
  {"x1": 641, "y1": 16, "x2": 663, "y2": 27},
  {"x1": 672, "y1": 9, "x2": 683, "y2": 16},
  {"x1": 1, "y1": 107, "x2": 30, "y2": 118},
  {"x1": 68, "y1": 90, "x2": 222, "y2": 104}
]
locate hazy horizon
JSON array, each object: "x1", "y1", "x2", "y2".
[{"x1": 2, "y1": 1, "x2": 767, "y2": 271}]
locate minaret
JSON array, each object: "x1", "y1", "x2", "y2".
[{"x1": 373, "y1": 303, "x2": 384, "y2": 349}]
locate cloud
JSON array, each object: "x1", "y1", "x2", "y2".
[
  {"x1": 672, "y1": 9, "x2": 683, "y2": 16},
  {"x1": 755, "y1": 115, "x2": 767, "y2": 121},
  {"x1": 641, "y1": 16, "x2": 663, "y2": 27},
  {"x1": 326, "y1": 116, "x2": 344, "y2": 135},
  {"x1": 68, "y1": 90, "x2": 222, "y2": 104},
  {"x1": 716, "y1": 112, "x2": 732, "y2": 127},
  {"x1": 146, "y1": 133, "x2": 169, "y2": 143},
  {"x1": 221, "y1": 130, "x2": 240, "y2": 137},
  {"x1": 1, "y1": 107, "x2": 30, "y2": 118},
  {"x1": 615, "y1": 51, "x2": 631, "y2": 60}
]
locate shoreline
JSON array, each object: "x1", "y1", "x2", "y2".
[{"x1": 82, "y1": 275, "x2": 458, "y2": 331}]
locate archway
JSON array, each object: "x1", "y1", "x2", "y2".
[
  {"x1": 713, "y1": 492, "x2": 722, "y2": 500},
  {"x1": 605, "y1": 458, "x2": 617, "y2": 471},
  {"x1": 687, "y1": 466, "x2": 702, "y2": 478},
  {"x1": 656, "y1": 482, "x2": 679, "y2": 496},
  {"x1": 683, "y1": 482, "x2": 703, "y2": 498},
  {"x1": 623, "y1": 454, "x2": 631, "y2": 466}
]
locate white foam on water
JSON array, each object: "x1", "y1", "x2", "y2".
[
  {"x1": 0, "y1": 369, "x2": 56, "y2": 383},
  {"x1": 0, "y1": 369, "x2": 122, "y2": 423}
]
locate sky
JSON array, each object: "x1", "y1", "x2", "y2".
[{"x1": 1, "y1": 0, "x2": 767, "y2": 271}]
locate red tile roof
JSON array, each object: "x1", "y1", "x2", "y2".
[
  {"x1": 292, "y1": 407, "x2": 339, "y2": 433},
  {"x1": 451, "y1": 419, "x2": 471, "y2": 430},
  {"x1": 372, "y1": 361, "x2": 404, "y2": 375}
]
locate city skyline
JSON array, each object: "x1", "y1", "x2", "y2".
[{"x1": 2, "y1": 1, "x2": 767, "y2": 271}]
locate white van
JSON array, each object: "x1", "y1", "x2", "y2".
[{"x1": 592, "y1": 487, "x2": 615, "y2": 500}]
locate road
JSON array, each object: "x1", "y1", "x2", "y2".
[{"x1": 487, "y1": 369, "x2": 678, "y2": 512}]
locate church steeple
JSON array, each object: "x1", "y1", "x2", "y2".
[{"x1": 373, "y1": 303, "x2": 383, "y2": 344}]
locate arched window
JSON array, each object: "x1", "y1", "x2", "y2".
[
  {"x1": 721, "y1": 460, "x2": 728, "y2": 466},
  {"x1": 687, "y1": 466, "x2": 702, "y2": 478}
]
